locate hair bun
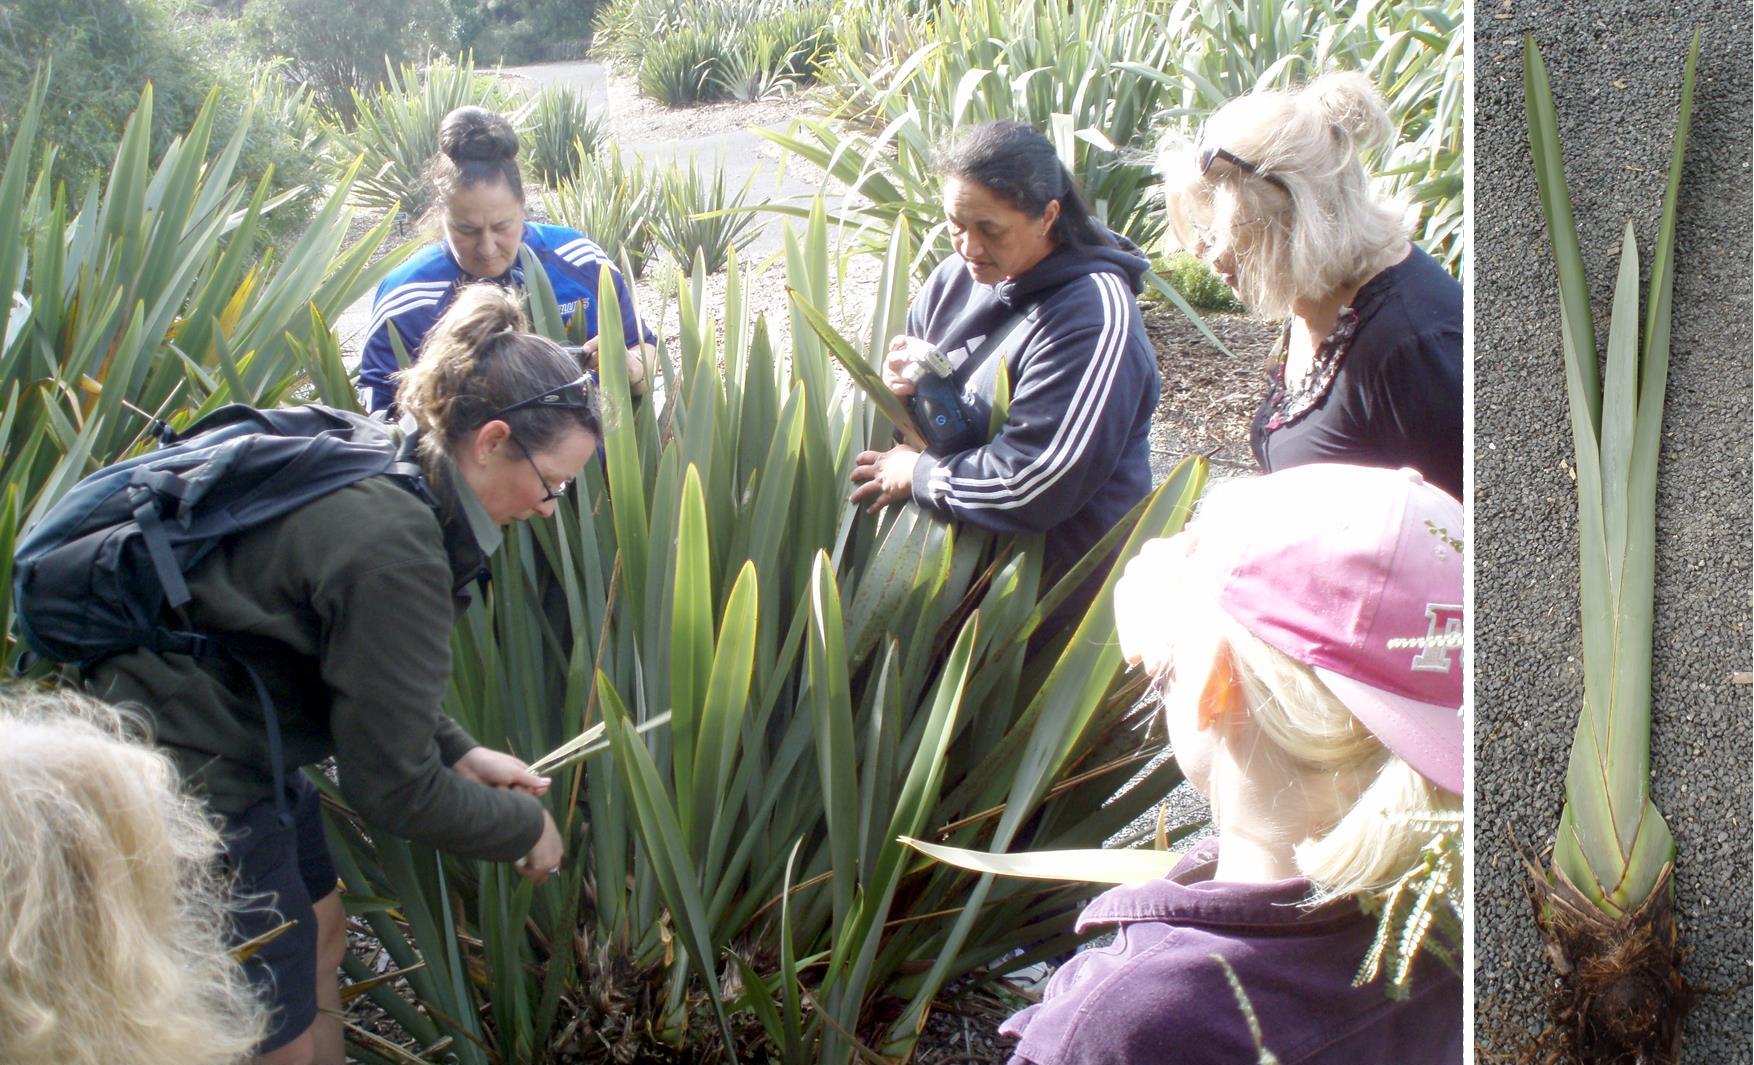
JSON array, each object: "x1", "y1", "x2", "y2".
[
  {"x1": 441, "y1": 284, "x2": 527, "y2": 357},
  {"x1": 439, "y1": 106, "x2": 520, "y2": 164},
  {"x1": 1307, "y1": 71, "x2": 1391, "y2": 152}
]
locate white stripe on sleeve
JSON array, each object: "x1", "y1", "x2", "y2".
[{"x1": 940, "y1": 273, "x2": 1130, "y2": 512}]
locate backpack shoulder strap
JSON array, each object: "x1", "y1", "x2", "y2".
[{"x1": 951, "y1": 304, "x2": 1036, "y2": 389}]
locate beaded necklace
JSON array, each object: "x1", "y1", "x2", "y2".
[{"x1": 1261, "y1": 305, "x2": 1360, "y2": 431}]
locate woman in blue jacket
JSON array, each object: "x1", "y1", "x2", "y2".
[
  {"x1": 850, "y1": 120, "x2": 1160, "y2": 618},
  {"x1": 359, "y1": 106, "x2": 658, "y2": 414}
]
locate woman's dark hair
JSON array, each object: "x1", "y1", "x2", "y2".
[
  {"x1": 399, "y1": 284, "x2": 600, "y2": 463},
  {"x1": 936, "y1": 120, "x2": 1108, "y2": 251},
  {"x1": 429, "y1": 106, "x2": 525, "y2": 207}
]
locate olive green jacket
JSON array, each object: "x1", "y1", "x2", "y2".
[{"x1": 85, "y1": 456, "x2": 544, "y2": 863}]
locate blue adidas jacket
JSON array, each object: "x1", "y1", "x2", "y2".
[
  {"x1": 359, "y1": 222, "x2": 656, "y2": 413},
  {"x1": 906, "y1": 239, "x2": 1160, "y2": 584}
]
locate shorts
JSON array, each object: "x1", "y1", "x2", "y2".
[{"x1": 218, "y1": 772, "x2": 341, "y2": 1054}]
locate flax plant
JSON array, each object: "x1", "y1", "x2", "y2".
[
  {"x1": 314, "y1": 202, "x2": 1208, "y2": 1064},
  {"x1": 1521, "y1": 35, "x2": 1697, "y2": 1062}
]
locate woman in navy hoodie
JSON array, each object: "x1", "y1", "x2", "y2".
[{"x1": 850, "y1": 121, "x2": 1160, "y2": 619}]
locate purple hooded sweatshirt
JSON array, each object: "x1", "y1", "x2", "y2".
[{"x1": 1000, "y1": 840, "x2": 1461, "y2": 1065}]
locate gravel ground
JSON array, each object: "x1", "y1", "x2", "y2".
[{"x1": 1471, "y1": 5, "x2": 1752, "y2": 1060}]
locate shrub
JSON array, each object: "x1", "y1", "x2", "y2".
[
  {"x1": 650, "y1": 160, "x2": 763, "y2": 274},
  {"x1": 217, "y1": 65, "x2": 334, "y2": 248},
  {"x1": 328, "y1": 54, "x2": 522, "y2": 217},
  {"x1": 774, "y1": 0, "x2": 1177, "y2": 274},
  {"x1": 240, "y1": 0, "x2": 452, "y2": 118},
  {"x1": 715, "y1": 23, "x2": 795, "y2": 102},
  {"x1": 593, "y1": 0, "x2": 711, "y2": 71},
  {"x1": 544, "y1": 148, "x2": 658, "y2": 278},
  {"x1": 524, "y1": 85, "x2": 604, "y2": 185},
  {"x1": 1154, "y1": 252, "x2": 1245, "y2": 313},
  {"x1": 604, "y1": 0, "x2": 836, "y2": 104},
  {"x1": 636, "y1": 23, "x2": 724, "y2": 107},
  {"x1": 713, "y1": 6, "x2": 833, "y2": 101},
  {"x1": 766, "y1": 5, "x2": 834, "y2": 78}
]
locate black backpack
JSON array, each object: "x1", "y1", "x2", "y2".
[{"x1": 12, "y1": 402, "x2": 435, "y2": 824}]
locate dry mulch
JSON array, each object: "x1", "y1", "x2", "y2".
[{"x1": 1141, "y1": 303, "x2": 1279, "y2": 478}]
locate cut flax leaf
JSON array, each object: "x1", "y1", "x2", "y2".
[
  {"x1": 899, "y1": 836, "x2": 1180, "y2": 885},
  {"x1": 1521, "y1": 32, "x2": 1697, "y2": 1064},
  {"x1": 527, "y1": 712, "x2": 673, "y2": 776}
]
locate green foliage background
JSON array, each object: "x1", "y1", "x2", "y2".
[{"x1": 0, "y1": 0, "x2": 327, "y2": 243}]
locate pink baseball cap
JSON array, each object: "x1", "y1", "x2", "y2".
[{"x1": 1191, "y1": 464, "x2": 1464, "y2": 794}]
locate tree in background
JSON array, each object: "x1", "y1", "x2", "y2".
[
  {"x1": 455, "y1": 0, "x2": 600, "y2": 65},
  {"x1": 241, "y1": 0, "x2": 452, "y2": 116},
  {"x1": 0, "y1": 0, "x2": 220, "y2": 180},
  {"x1": 0, "y1": 0, "x2": 325, "y2": 242}
]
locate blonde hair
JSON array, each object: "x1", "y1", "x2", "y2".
[
  {"x1": 1159, "y1": 70, "x2": 1409, "y2": 319},
  {"x1": 1212, "y1": 616, "x2": 1460, "y2": 900},
  {"x1": 397, "y1": 283, "x2": 601, "y2": 463},
  {"x1": 0, "y1": 688, "x2": 265, "y2": 1065}
]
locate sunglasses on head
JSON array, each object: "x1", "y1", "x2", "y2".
[
  {"x1": 1196, "y1": 139, "x2": 1291, "y2": 196},
  {"x1": 478, "y1": 374, "x2": 597, "y2": 503},
  {"x1": 480, "y1": 374, "x2": 596, "y2": 425}
]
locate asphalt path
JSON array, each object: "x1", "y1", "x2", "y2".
[
  {"x1": 1472, "y1": 3, "x2": 1751, "y2": 1059},
  {"x1": 335, "y1": 59, "x2": 821, "y2": 354}
]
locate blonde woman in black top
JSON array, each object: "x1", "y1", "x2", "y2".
[{"x1": 1159, "y1": 71, "x2": 1462, "y2": 499}]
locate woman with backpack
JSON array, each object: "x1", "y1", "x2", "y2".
[
  {"x1": 80, "y1": 285, "x2": 599, "y2": 1065},
  {"x1": 358, "y1": 105, "x2": 657, "y2": 414}
]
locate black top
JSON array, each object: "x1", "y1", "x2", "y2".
[{"x1": 1250, "y1": 245, "x2": 1463, "y2": 499}]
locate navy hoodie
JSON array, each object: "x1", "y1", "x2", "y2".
[{"x1": 905, "y1": 239, "x2": 1160, "y2": 586}]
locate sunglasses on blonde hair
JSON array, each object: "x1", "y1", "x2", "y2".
[{"x1": 1196, "y1": 138, "x2": 1292, "y2": 196}]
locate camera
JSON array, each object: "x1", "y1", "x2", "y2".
[{"x1": 900, "y1": 346, "x2": 983, "y2": 453}]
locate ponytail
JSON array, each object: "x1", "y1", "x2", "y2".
[{"x1": 398, "y1": 284, "x2": 600, "y2": 460}]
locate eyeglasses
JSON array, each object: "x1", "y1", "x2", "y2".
[
  {"x1": 480, "y1": 374, "x2": 596, "y2": 424},
  {"x1": 1196, "y1": 140, "x2": 1291, "y2": 196},
  {"x1": 510, "y1": 434, "x2": 571, "y2": 502}
]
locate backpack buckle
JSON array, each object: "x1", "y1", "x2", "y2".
[{"x1": 154, "y1": 630, "x2": 216, "y2": 659}]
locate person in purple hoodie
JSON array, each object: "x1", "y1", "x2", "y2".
[
  {"x1": 1001, "y1": 463, "x2": 1463, "y2": 1065},
  {"x1": 849, "y1": 120, "x2": 1160, "y2": 623}
]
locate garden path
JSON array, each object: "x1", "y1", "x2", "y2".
[
  {"x1": 494, "y1": 58, "x2": 824, "y2": 260},
  {"x1": 332, "y1": 58, "x2": 841, "y2": 365}
]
